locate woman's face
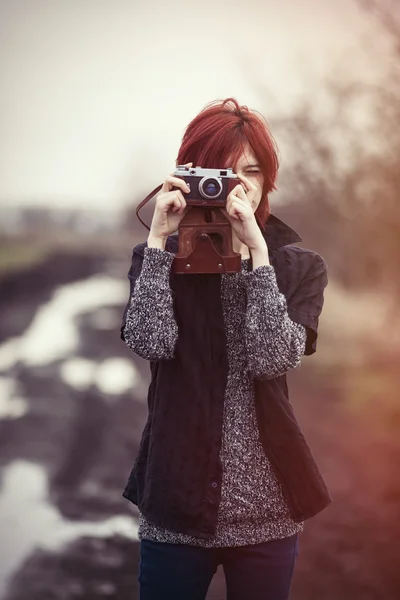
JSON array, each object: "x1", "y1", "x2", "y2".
[{"x1": 230, "y1": 145, "x2": 264, "y2": 213}]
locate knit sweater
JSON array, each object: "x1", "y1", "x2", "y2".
[{"x1": 124, "y1": 246, "x2": 307, "y2": 547}]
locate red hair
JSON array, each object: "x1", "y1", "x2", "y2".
[{"x1": 176, "y1": 98, "x2": 279, "y2": 229}]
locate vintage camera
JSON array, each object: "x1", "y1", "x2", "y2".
[
  {"x1": 135, "y1": 165, "x2": 243, "y2": 274},
  {"x1": 166, "y1": 165, "x2": 243, "y2": 274},
  {"x1": 173, "y1": 165, "x2": 239, "y2": 206}
]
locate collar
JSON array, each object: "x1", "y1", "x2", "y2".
[{"x1": 261, "y1": 213, "x2": 302, "y2": 250}]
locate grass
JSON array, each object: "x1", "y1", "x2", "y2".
[
  {"x1": 0, "y1": 232, "x2": 133, "y2": 276},
  {"x1": 0, "y1": 241, "x2": 51, "y2": 275}
]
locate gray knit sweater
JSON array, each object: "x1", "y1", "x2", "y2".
[{"x1": 124, "y1": 246, "x2": 307, "y2": 547}]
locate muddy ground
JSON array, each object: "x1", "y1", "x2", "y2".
[{"x1": 0, "y1": 245, "x2": 399, "y2": 600}]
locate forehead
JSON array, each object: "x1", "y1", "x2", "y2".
[
  {"x1": 228, "y1": 144, "x2": 258, "y2": 169},
  {"x1": 236, "y1": 149, "x2": 258, "y2": 167}
]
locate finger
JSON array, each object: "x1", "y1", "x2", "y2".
[
  {"x1": 233, "y1": 182, "x2": 252, "y2": 203},
  {"x1": 167, "y1": 175, "x2": 191, "y2": 192},
  {"x1": 230, "y1": 196, "x2": 257, "y2": 222},
  {"x1": 172, "y1": 198, "x2": 183, "y2": 213},
  {"x1": 227, "y1": 193, "x2": 247, "y2": 210},
  {"x1": 228, "y1": 200, "x2": 244, "y2": 220},
  {"x1": 183, "y1": 162, "x2": 193, "y2": 167},
  {"x1": 159, "y1": 190, "x2": 183, "y2": 213},
  {"x1": 234, "y1": 185, "x2": 248, "y2": 201},
  {"x1": 162, "y1": 175, "x2": 191, "y2": 194},
  {"x1": 237, "y1": 173, "x2": 256, "y2": 193},
  {"x1": 177, "y1": 190, "x2": 187, "y2": 213},
  {"x1": 227, "y1": 188, "x2": 243, "y2": 203},
  {"x1": 232, "y1": 199, "x2": 251, "y2": 220},
  {"x1": 171, "y1": 190, "x2": 185, "y2": 212},
  {"x1": 225, "y1": 193, "x2": 236, "y2": 215},
  {"x1": 229, "y1": 184, "x2": 246, "y2": 203}
]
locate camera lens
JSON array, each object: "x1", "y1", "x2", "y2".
[
  {"x1": 199, "y1": 177, "x2": 222, "y2": 199},
  {"x1": 204, "y1": 181, "x2": 218, "y2": 196}
]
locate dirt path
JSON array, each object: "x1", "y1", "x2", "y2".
[{"x1": 1, "y1": 249, "x2": 399, "y2": 599}]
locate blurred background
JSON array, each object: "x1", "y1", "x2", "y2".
[{"x1": 1, "y1": 0, "x2": 399, "y2": 598}]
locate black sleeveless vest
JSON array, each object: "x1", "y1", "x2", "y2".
[{"x1": 120, "y1": 214, "x2": 332, "y2": 539}]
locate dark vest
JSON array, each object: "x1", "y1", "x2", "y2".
[{"x1": 121, "y1": 214, "x2": 332, "y2": 539}]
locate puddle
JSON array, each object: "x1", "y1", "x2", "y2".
[{"x1": 0, "y1": 460, "x2": 139, "y2": 596}]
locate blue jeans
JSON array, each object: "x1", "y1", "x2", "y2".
[{"x1": 138, "y1": 533, "x2": 299, "y2": 600}]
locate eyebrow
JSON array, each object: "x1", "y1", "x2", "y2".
[{"x1": 244, "y1": 164, "x2": 260, "y2": 168}]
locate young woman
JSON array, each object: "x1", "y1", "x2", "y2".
[{"x1": 120, "y1": 98, "x2": 332, "y2": 600}]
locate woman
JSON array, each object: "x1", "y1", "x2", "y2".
[{"x1": 120, "y1": 98, "x2": 332, "y2": 600}]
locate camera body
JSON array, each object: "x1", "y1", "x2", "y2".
[{"x1": 173, "y1": 165, "x2": 240, "y2": 207}]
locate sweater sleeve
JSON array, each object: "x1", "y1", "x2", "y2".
[
  {"x1": 244, "y1": 264, "x2": 307, "y2": 379},
  {"x1": 122, "y1": 246, "x2": 178, "y2": 361}
]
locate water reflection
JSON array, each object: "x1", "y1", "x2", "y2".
[
  {"x1": 0, "y1": 272, "x2": 146, "y2": 597},
  {"x1": 60, "y1": 357, "x2": 142, "y2": 397},
  {"x1": 0, "y1": 378, "x2": 28, "y2": 419},
  {"x1": 0, "y1": 460, "x2": 138, "y2": 596},
  {"x1": 0, "y1": 275, "x2": 128, "y2": 368}
]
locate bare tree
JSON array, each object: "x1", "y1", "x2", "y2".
[
  {"x1": 246, "y1": 2, "x2": 400, "y2": 307},
  {"x1": 358, "y1": 0, "x2": 400, "y2": 56}
]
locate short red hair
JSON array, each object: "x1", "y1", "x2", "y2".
[{"x1": 176, "y1": 98, "x2": 279, "y2": 229}]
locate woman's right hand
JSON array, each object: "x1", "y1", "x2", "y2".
[{"x1": 148, "y1": 163, "x2": 192, "y2": 245}]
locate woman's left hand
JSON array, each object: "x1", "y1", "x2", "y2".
[{"x1": 221, "y1": 174, "x2": 266, "y2": 250}]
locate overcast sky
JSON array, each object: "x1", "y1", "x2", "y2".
[{"x1": 0, "y1": 0, "x2": 392, "y2": 210}]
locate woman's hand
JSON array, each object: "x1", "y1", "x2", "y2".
[
  {"x1": 148, "y1": 163, "x2": 192, "y2": 245},
  {"x1": 221, "y1": 174, "x2": 266, "y2": 250}
]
